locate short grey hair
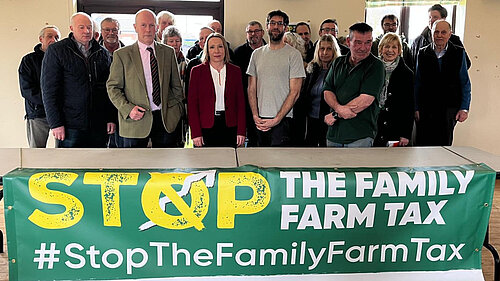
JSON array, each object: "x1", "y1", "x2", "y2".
[
  {"x1": 39, "y1": 25, "x2": 60, "y2": 38},
  {"x1": 101, "y1": 17, "x2": 120, "y2": 30},
  {"x1": 247, "y1": 20, "x2": 263, "y2": 30},
  {"x1": 162, "y1": 26, "x2": 182, "y2": 43},
  {"x1": 70, "y1": 12, "x2": 92, "y2": 26},
  {"x1": 157, "y1": 10, "x2": 175, "y2": 25}
]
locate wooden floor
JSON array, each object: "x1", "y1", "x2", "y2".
[{"x1": 0, "y1": 181, "x2": 498, "y2": 281}]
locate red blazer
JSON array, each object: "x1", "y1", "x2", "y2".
[{"x1": 188, "y1": 62, "x2": 246, "y2": 138}]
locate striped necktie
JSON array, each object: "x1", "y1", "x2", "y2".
[{"x1": 146, "y1": 47, "x2": 161, "y2": 106}]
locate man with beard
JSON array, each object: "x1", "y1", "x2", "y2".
[
  {"x1": 234, "y1": 20, "x2": 266, "y2": 146},
  {"x1": 247, "y1": 10, "x2": 305, "y2": 146},
  {"x1": 99, "y1": 17, "x2": 125, "y2": 147},
  {"x1": 99, "y1": 17, "x2": 124, "y2": 56},
  {"x1": 323, "y1": 23, "x2": 384, "y2": 147}
]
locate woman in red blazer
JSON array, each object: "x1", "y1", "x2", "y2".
[{"x1": 188, "y1": 33, "x2": 246, "y2": 147}]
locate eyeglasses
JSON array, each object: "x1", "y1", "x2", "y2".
[
  {"x1": 246, "y1": 29, "x2": 263, "y2": 34},
  {"x1": 102, "y1": 28, "x2": 119, "y2": 33},
  {"x1": 320, "y1": 28, "x2": 337, "y2": 33},
  {"x1": 297, "y1": 32, "x2": 310, "y2": 36},
  {"x1": 268, "y1": 21, "x2": 284, "y2": 26},
  {"x1": 383, "y1": 23, "x2": 398, "y2": 27}
]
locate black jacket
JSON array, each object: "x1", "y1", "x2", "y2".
[
  {"x1": 374, "y1": 59, "x2": 414, "y2": 146},
  {"x1": 411, "y1": 27, "x2": 470, "y2": 69},
  {"x1": 293, "y1": 63, "x2": 330, "y2": 146},
  {"x1": 19, "y1": 43, "x2": 46, "y2": 119},
  {"x1": 41, "y1": 33, "x2": 115, "y2": 130}
]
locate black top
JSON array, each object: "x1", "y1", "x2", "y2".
[{"x1": 18, "y1": 43, "x2": 46, "y2": 119}]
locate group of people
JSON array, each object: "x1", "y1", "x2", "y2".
[{"x1": 18, "y1": 4, "x2": 471, "y2": 149}]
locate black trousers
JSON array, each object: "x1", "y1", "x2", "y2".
[
  {"x1": 416, "y1": 107, "x2": 458, "y2": 146},
  {"x1": 256, "y1": 117, "x2": 292, "y2": 147},
  {"x1": 304, "y1": 116, "x2": 328, "y2": 147},
  {"x1": 201, "y1": 113, "x2": 237, "y2": 147},
  {"x1": 58, "y1": 127, "x2": 108, "y2": 148},
  {"x1": 122, "y1": 110, "x2": 181, "y2": 148}
]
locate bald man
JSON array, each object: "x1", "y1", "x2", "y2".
[
  {"x1": 414, "y1": 20, "x2": 471, "y2": 146},
  {"x1": 107, "y1": 9, "x2": 184, "y2": 148},
  {"x1": 41, "y1": 12, "x2": 115, "y2": 148}
]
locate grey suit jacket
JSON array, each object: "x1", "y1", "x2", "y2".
[{"x1": 107, "y1": 41, "x2": 184, "y2": 138}]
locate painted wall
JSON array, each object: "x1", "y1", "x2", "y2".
[
  {"x1": 0, "y1": 0, "x2": 76, "y2": 148},
  {"x1": 452, "y1": 0, "x2": 500, "y2": 155},
  {"x1": 224, "y1": 0, "x2": 365, "y2": 47},
  {"x1": 1, "y1": 0, "x2": 499, "y2": 155}
]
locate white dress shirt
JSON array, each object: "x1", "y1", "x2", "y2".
[{"x1": 210, "y1": 64, "x2": 226, "y2": 112}]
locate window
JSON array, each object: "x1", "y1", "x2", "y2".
[
  {"x1": 365, "y1": 1, "x2": 466, "y2": 45},
  {"x1": 92, "y1": 13, "x2": 213, "y2": 55},
  {"x1": 81, "y1": 0, "x2": 223, "y2": 54}
]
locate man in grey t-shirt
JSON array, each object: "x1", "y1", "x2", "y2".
[{"x1": 247, "y1": 10, "x2": 305, "y2": 146}]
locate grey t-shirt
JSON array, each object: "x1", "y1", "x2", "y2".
[{"x1": 247, "y1": 44, "x2": 306, "y2": 118}]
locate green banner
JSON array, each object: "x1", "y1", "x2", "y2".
[{"x1": 3, "y1": 164, "x2": 495, "y2": 280}]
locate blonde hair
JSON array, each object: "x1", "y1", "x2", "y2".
[
  {"x1": 307, "y1": 34, "x2": 340, "y2": 73},
  {"x1": 201, "y1": 33, "x2": 230, "y2": 64},
  {"x1": 284, "y1": 31, "x2": 306, "y2": 60},
  {"x1": 378, "y1": 32, "x2": 402, "y2": 58}
]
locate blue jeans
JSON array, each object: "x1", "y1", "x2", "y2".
[{"x1": 327, "y1": 137, "x2": 374, "y2": 148}]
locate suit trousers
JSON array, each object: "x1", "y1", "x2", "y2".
[
  {"x1": 416, "y1": 107, "x2": 458, "y2": 146},
  {"x1": 57, "y1": 127, "x2": 108, "y2": 148},
  {"x1": 122, "y1": 110, "x2": 180, "y2": 148}
]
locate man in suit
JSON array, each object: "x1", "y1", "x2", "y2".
[{"x1": 107, "y1": 9, "x2": 184, "y2": 148}]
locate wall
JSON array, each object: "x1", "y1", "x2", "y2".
[
  {"x1": 1, "y1": 0, "x2": 499, "y2": 155},
  {"x1": 453, "y1": 0, "x2": 500, "y2": 155},
  {"x1": 0, "y1": 0, "x2": 76, "y2": 148},
  {"x1": 224, "y1": 0, "x2": 365, "y2": 47}
]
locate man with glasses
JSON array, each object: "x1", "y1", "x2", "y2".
[
  {"x1": 370, "y1": 14, "x2": 413, "y2": 69},
  {"x1": 99, "y1": 17, "x2": 125, "y2": 147},
  {"x1": 295, "y1": 22, "x2": 313, "y2": 62},
  {"x1": 234, "y1": 20, "x2": 266, "y2": 146},
  {"x1": 247, "y1": 10, "x2": 305, "y2": 146},
  {"x1": 99, "y1": 17, "x2": 124, "y2": 56},
  {"x1": 317, "y1": 19, "x2": 349, "y2": 55}
]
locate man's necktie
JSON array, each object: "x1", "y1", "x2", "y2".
[{"x1": 147, "y1": 47, "x2": 161, "y2": 106}]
